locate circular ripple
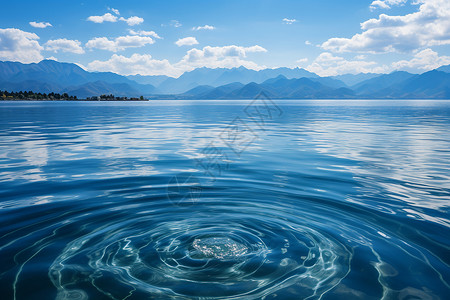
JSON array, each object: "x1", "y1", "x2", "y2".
[{"x1": 49, "y1": 211, "x2": 351, "y2": 299}]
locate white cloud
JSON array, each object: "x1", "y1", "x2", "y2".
[
  {"x1": 87, "y1": 11, "x2": 143, "y2": 26},
  {"x1": 46, "y1": 56, "x2": 58, "y2": 61},
  {"x1": 87, "y1": 53, "x2": 178, "y2": 76},
  {"x1": 45, "y1": 38, "x2": 84, "y2": 54},
  {"x1": 306, "y1": 52, "x2": 388, "y2": 76},
  {"x1": 392, "y1": 48, "x2": 450, "y2": 71},
  {"x1": 119, "y1": 16, "x2": 144, "y2": 26},
  {"x1": 169, "y1": 20, "x2": 182, "y2": 28},
  {"x1": 87, "y1": 13, "x2": 118, "y2": 23},
  {"x1": 370, "y1": 0, "x2": 407, "y2": 10},
  {"x1": 0, "y1": 28, "x2": 43, "y2": 63},
  {"x1": 322, "y1": 0, "x2": 450, "y2": 53},
  {"x1": 176, "y1": 45, "x2": 267, "y2": 71},
  {"x1": 283, "y1": 18, "x2": 297, "y2": 25},
  {"x1": 192, "y1": 25, "x2": 215, "y2": 31},
  {"x1": 29, "y1": 21, "x2": 52, "y2": 28},
  {"x1": 86, "y1": 35, "x2": 155, "y2": 52},
  {"x1": 128, "y1": 29, "x2": 161, "y2": 39},
  {"x1": 109, "y1": 7, "x2": 120, "y2": 15},
  {"x1": 305, "y1": 40, "x2": 312, "y2": 45},
  {"x1": 87, "y1": 45, "x2": 268, "y2": 77},
  {"x1": 297, "y1": 58, "x2": 308, "y2": 64},
  {"x1": 175, "y1": 37, "x2": 199, "y2": 47}
]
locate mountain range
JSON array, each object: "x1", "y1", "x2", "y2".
[{"x1": 1, "y1": 60, "x2": 450, "y2": 99}]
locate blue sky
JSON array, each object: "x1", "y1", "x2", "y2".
[{"x1": 1, "y1": 0, "x2": 449, "y2": 77}]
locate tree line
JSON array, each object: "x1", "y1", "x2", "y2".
[{"x1": 1, "y1": 90, "x2": 77, "y2": 100}]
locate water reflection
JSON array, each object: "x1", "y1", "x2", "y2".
[{"x1": 0, "y1": 101, "x2": 449, "y2": 299}]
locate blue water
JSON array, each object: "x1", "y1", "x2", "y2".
[{"x1": 0, "y1": 100, "x2": 449, "y2": 299}]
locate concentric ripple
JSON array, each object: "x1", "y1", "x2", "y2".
[{"x1": 49, "y1": 212, "x2": 351, "y2": 299}]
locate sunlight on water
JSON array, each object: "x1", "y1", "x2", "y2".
[{"x1": 191, "y1": 237, "x2": 249, "y2": 259}]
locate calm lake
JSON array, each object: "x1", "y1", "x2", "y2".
[{"x1": 0, "y1": 100, "x2": 449, "y2": 299}]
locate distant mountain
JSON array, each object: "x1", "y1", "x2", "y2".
[
  {"x1": 384, "y1": 70, "x2": 450, "y2": 99},
  {"x1": 185, "y1": 75, "x2": 354, "y2": 99},
  {"x1": 309, "y1": 77, "x2": 347, "y2": 89},
  {"x1": 145, "y1": 66, "x2": 318, "y2": 94},
  {"x1": 437, "y1": 65, "x2": 450, "y2": 73},
  {"x1": 0, "y1": 60, "x2": 128, "y2": 86},
  {"x1": 200, "y1": 82, "x2": 246, "y2": 99},
  {"x1": 353, "y1": 71, "x2": 415, "y2": 95},
  {"x1": 127, "y1": 74, "x2": 170, "y2": 87},
  {"x1": 63, "y1": 81, "x2": 143, "y2": 99},
  {"x1": 1, "y1": 60, "x2": 449, "y2": 99},
  {"x1": 331, "y1": 73, "x2": 381, "y2": 86},
  {"x1": 182, "y1": 85, "x2": 215, "y2": 96},
  {"x1": 0, "y1": 80, "x2": 62, "y2": 94},
  {"x1": 0, "y1": 60, "x2": 155, "y2": 98}
]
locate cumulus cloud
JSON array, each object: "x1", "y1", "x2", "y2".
[
  {"x1": 176, "y1": 45, "x2": 267, "y2": 71},
  {"x1": 45, "y1": 38, "x2": 84, "y2": 54},
  {"x1": 305, "y1": 40, "x2": 312, "y2": 45},
  {"x1": 392, "y1": 48, "x2": 450, "y2": 71},
  {"x1": 87, "y1": 54, "x2": 178, "y2": 76},
  {"x1": 119, "y1": 16, "x2": 144, "y2": 26},
  {"x1": 370, "y1": 0, "x2": 407, "y2": 10},
  {"x1": 87, "y1": 13, "x2": 118, "y2": 23},
  {"x1": 86, "y1": 35, "x2": 154, "y2": 52},
  {"x1": 109, "y1": 7, "x2": 120, "y2": 15},
  {"x1": 322, "y1": 0, "x2": 450, "y2": 53},
  {"x1": 297, "y1": 58, "x2": 308, "y2": 64},
  {"x1": 87, "y1": 12, "x2": 143, "y2": 26},
  {"x1": 87, "y1": 45, "x2": 268, "y2": 77},
  {"x1": 283, "y1": 18, "x2": 297, "y2": 25},
  {"x1": 306, "y1": 52, "x2": 388, "y2": 76},
  {"x1": 0, "y1": 28, "x2": 43, "y2": 63},
  {"x1": 193, "y1": 25, "x2": 215, "y2": 31},
  {"x1": 128, "y1": 29, "x2": 161, "y2": 39},
  {"x1": 175, "y1": 37, "x2": 199, "y2": 47},
  {"x1": 29, "y1": 21, "x2": 52, "y2": 28}
]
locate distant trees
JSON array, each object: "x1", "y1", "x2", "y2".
[
  {"x1": 0, "y1": 90, "x2": 146, "y2": 101},
  {"x1": 0, "y1": 90, "x2": 77, "y2": 100},
  {"x1": 86, "y1": 94, "x2": 147, "y2": 101}
]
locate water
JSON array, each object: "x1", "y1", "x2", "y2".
[{"x1": 0, "y1": 100, "x2": 449, "y2": 299}]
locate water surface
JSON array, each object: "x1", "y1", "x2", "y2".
[{"x1": 0, "y1": 100, "x2": 449, "y2": 299}]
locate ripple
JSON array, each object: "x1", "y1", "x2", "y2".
[{"x1": 49, "y1": 212, "x2": 351, "y2": 299}]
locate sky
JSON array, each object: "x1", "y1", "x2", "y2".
[{"x1": 1, "y1": 0, "x2": 450, "y2": 77}]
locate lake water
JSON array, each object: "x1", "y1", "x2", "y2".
[{"x1": 0, "y1": 100, "x2": 449, "y2": 299}]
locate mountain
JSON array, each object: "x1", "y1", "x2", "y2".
[
  {"x1": 353, "y1": 71, "x2": 415, "y2": 95},
  {"x1": 309, "y1": 77, "x2": 347, "y2": 89},
  {"x1": 127, "y1": 74, "x2": 171, "y2": 87},
  {"x1": 331, "y1": 73, "x2": 381, "y2": 86},
  {"x1": 1, "y1": 60, "x2": 449, "y2": 99},
  {"x1": 384, "y1": 70, "x2": 450, "y2": 99},
  {"x1": 182, "y1": 85, "x2": 215, "y2": 96},
  {"x1": 187, "y1": 75, "x2": 354, "y2": 99},
  {"x1": 437, "y1": 65, "x2": 450, "y2": 73},
  {"x1": 0, "y1": 60, "x2": 128, "y2": 86},
  {"x1": 149, "y1": 66, "x2": 318, "y2": 94},
  {"x1": 200, "y1": 82, "x2": 246, "y2": 99},
  {"x1": 64, "y1": 81, "x2": 142, "y2": 99},
  {"x1": 0, "y1": 80, "x2": 63, "y2": 94},
  {"x1": 0, "y1": 60, "x2": 156, "y2": 97}
]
